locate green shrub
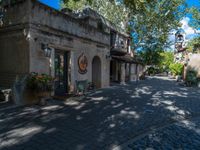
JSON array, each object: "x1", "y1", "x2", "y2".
[
  {"x1": 169, "y1": 63, "x2": 183, "y2": 76},
  {"x1": 147, "y1": 67, "x2": 156, "y2": 75},
  {"x1": 186, "y1": 70, "x2": 198, "y2": 86}
]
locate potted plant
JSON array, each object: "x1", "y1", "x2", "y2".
[{"x1": 25, "y1": 72, "x2": 54, "y2": 105}]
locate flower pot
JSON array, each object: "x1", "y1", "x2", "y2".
[
  {"x1": 37, "y1": 91, "x2": 51, "y2": 98},
  {"x1": 23, "y1": 90, "x2": 51, "y2": 105},
  {"x1": 23, "y1": 90, "x2": 39, "y2": 105}
]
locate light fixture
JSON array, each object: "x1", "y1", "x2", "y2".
[
  {"x1": 0, "y1": 7, "x2": 5, "y2": 26},
  {"x1": 41, "y1": 43, "x2": 52, "y2": 57},
  {"x1": 106, "y1": 52, "x2": 111, "y2": 60}
]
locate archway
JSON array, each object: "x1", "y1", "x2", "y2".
[{"x1": 92, "y1": 56, "x2": 101, "y2": 89}]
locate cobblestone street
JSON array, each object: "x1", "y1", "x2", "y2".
[{"x1": 1, "y1": 76, "x2": 200, "y2": 150}]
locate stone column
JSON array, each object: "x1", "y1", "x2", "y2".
[
  {"x1": 116, "y1": 61, "x2": 119, "y2": 81},
  {"x1": 129, "y1": 64, "x2": 132, "y2": 81},
  {"x1": 120, "y1": 63, "x2": 126, "y2": 84},
  {"x1": 183, "y1": 65, "x2": 187, "y2": 81},
  {"x1": 50, "y1": 48, "x2": 55, "y2": 77},
  {"x1": 136, "y1": 64, "x2": 139, "y2": 81},
  {"x1": 69, "y1": 51, "x2": 75, "y2": 93}
]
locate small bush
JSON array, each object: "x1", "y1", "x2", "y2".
[
  {"x1": 169, "y1": 63, "x2": 183, "y2": 76},
  {"x1": 147, "y1": 67, "x2": 156, "y2": 75},
  {"x1": 186, "y1": 70, "x2": 198, "y2": 86}
]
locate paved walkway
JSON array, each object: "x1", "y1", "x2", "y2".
[{"x1": 0, "y1": 76, "x2": 200, "y2": 150}]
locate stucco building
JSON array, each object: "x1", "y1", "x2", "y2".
[
  {"x1": 174, "y1": 30, "x2": 200, "y2": 80},
  {"x1": 0, "y1": 0, "x2": 144, "y2": 104}
]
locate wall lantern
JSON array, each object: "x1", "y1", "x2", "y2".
[
  {"x1": 0, "y1": 8, "x2": 5, "y2": 26},
  {"x1": 106, "y1": 52, "x2": 111, "y2": 60},
  {"x1": 41, "y1": 43, "x2": 52, "y2": 57}
]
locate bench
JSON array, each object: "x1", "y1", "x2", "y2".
[{"x1": 75, "y1": 80, "x2": 88, "y2": 96}]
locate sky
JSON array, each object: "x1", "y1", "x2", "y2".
[{"x1": 39, "y1": 0, "x2": 60, "y2": 9}]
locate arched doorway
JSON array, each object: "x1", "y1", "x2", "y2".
[{"x1": 92, "y1": 56, "x2": 101, "y2": 89}]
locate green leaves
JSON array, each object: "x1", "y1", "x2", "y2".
[
  {"x1": 61, "y1": 0, "x2": 186, "y2": 63},
  {"x1": 159, "y1": 51, "x2": 174, "y2": 69},
  {"x1": 169, "y1": 63, "x2": 183, "y2": 76},
  {"x1": 186, "y1": 36, "x2": 200, "y2": 53},
  {"x1": 62, "y1": 0, "x2": 129, "y2": 31},
  {"x1": 189, "y1": 5, "x2": 200, "y2": 29}
]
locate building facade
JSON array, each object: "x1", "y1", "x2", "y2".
[{"x1": 0, "y1": 0, "x2": 144, "y2": 104}]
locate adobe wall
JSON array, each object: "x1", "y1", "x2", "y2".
[
  {"x1": 0, "y1": 29, "x2": 29, "y2": 87},
  {"x1": 187, "y1": 54, "x2": 200, "y2": 77}
]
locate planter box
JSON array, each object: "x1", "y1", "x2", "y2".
[{"x1": 23, "y1": 90, "x2": 51, "y2": 105}]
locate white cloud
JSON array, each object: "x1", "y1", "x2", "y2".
[
  {"x1": 181, "y1": 17, "x2": 194, "y2": 34},
  {"x1": 180, "y1": 17, "x2": 200, "y2": 40}
]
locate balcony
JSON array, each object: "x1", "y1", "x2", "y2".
[{"x1": 110, "y1": 42, "x2": 128, "y2": 56}]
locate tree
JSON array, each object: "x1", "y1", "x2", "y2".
[
  {"x1": 159, "y1": 51, "x2": 174, "y2": 71},
  {"x1": 61, "y1": 0, "x2": 130, "y2": 30},
  {"x1": 130, "y1": 0, "x2": 186, "y2": 51},
  {"x1": 186, "y1": 36, "x2": 200, "y2": 53},
  {"x1": 61, "y1": 0, "x2": 187, "y2": 66},
  {"x1": 138, "y1": 49, "x2": 164, "y2": 66},
  {"x1": 169, "y1": 63, "x2": 183, "y2": 76},
  {"x1": 189, "y1": 0, "x2": 200, "y2": 29}
]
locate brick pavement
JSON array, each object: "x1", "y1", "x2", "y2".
[{"x1": 0, "y1": 76, "x2": 200, "y2": 150}]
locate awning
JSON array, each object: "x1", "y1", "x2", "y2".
[
  {"x1": 110, "y1": 47, "x2": 127, "y2": 56},
  {"x1": 112, "y1": 54, "x2": 134, "y2": 63},
  {"x1": 112, "y1": 54, "x2": 144, "y2": 64}
]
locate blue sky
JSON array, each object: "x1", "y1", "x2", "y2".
[
  {"x1": 187, "y1": 0, "x2": 200, "y2": 7},
  {"x1": 39, "y1": 0, "x2": 60, "y2": 9}
]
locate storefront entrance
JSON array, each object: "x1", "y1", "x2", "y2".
[
  {"x1": 54, "y1": 51, "x2": 68, "y2": 96},
  {"x1": 92, "y1": 56, "x2": 101, "y2": 88}
]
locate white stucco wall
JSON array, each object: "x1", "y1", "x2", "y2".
[{"x1": 188, "y1": 54, "x2": 200, "y2": 77}]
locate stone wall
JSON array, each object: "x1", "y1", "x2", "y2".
[
  {"x1": 28, "y1": 26, "x2": 73, "y2": 74},
  {"x1": 29, "y1": 0, "x2": 110, "y2": 46},
  {"x1": 25, "y1": 0, "x2": 110, "y2": 91},
  {"x1": 187, "y1": 54, "x2": 200, "y2": 77},
  {"x1": 0, "y1": 0, "x2": 31, "y2": 87},
  {"x1": 0, "y1": 30, "x2": 29, "y2": 87},
  {"x1": 2, "y1": 0, "x2": 30, "y2": 27},
  {"x1": 73, "y1": 40, "x2": 110, "y2": 89},
  {"x1": 130, "y1": 64, "x2": 137, "y2": 81},
  {"x1": 29, "y1": 26, "x2": 110, "y2": 91}
]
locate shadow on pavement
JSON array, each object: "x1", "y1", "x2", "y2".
[{"x1": 0, "y1": 76, "x2": 200, "y2": 150}]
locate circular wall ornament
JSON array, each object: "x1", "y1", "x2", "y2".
[{"x1": 78, "y1": 53, "x2": 88, "y2": 74}]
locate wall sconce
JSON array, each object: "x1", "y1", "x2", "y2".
[
  {"x1": 41, "y1": 43, "x2": 52, "y2": 57},
  {"x1": 106, "y1": 52, "x2": 111, "y2": 60},
  {"x1": 0, "y1": 8, "x2": 5, "y2": 26}
]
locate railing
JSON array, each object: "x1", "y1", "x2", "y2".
[{"x1": 111, "y1": 43, "x2": 128, "y2": 55}]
